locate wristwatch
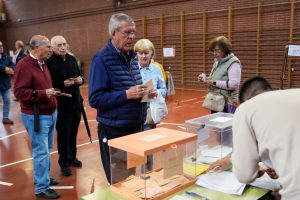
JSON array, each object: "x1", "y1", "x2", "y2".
[{"x1": 31, "y1": 90, "x2": 37, "y2": 97}]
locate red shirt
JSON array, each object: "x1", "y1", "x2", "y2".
[{"x1": 14, "y1": 55, "x2": 57, "y2": 115}]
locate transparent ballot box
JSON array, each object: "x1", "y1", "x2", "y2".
[
  {"x1": 108, "y1": 127, "x2": 197, "y2": 200},
  {"x1": 185, "y1": 112, "x2": 233, "y2": 165}
]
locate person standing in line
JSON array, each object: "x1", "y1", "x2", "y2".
[
  {"x1": 88, "y1": 13, "x2": 147, "y2": 183},
  {"x1": 46, "y1": 35, "x2": 83, "y2": 177},
  {"x1": 134, "y1": 38, "x2": 166, "y2": 130},
  {"x1": 0, "y1": 41, "x2": 15, "y2": 124},
  {"x1": 14, "y1": 35, "x2": 61, "y2": 199},
  {"x1": 12, "y1": 40, "x2": 26, "y2": 101},
  {"x1": 12, "y1": 40, "x2": 26, "y2": 64},
  {"x1": 198, "y1": 36, "x2": 242, "y2": 113}
]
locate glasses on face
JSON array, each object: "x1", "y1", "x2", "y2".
[
  {"x1": 118, "y1": 30, "x2": 136, "y2": 37},
  {"x1": 212, "y1": 48, "x2": 221, "y2": 53}
]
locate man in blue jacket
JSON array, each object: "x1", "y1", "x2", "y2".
[
  {"x1": 0, "y1": 41, "x2": 14, "y2": 124},
  {"x1": 88, "y1": 13, "x2": 147, "y2": 183}
]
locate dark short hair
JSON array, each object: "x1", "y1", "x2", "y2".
[
  {"x1": 239, "y1": 76, "x2": 273, "y2": 103},
  {"x1": 208, "y1": 36, "x2": 232, "y2": 55}
]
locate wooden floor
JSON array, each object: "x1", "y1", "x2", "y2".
[{"x1": 0, "y1": 85, "x2": 209, "y2": 200}]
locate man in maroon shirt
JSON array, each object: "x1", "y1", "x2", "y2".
[{"x1": 14, "y1": 35, "x2": 61, "y2": 199}]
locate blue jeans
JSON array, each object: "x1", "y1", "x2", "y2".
[
  {"x1": 0, "y1": 89, "x2": 11, "y2": 119},
  {"x1": 21, "y1": 110, "x2": 57, "y2": 194}
]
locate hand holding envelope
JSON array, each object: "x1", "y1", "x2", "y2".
[{"x1": 141, "y1": 80, "x2": 155, "y2": 102}]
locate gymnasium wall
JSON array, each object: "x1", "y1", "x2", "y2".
[{"x1": 1, "y1": 0, "x2": 298, "y2": 88}]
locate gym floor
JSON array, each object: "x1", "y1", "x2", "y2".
[{"x1": 0, "y1": 85, "x2": 208, "y2": 200}]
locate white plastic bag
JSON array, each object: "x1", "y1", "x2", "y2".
[{"x1": 150, "y1": 92, "x2": 168, "y2": 123}]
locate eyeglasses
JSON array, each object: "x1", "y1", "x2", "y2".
[
  {"x1": 118, "y1": 30, "x2": 136, "y2": 37},
  {"x1": 212, "y1": 48, "x2": 221, "y2": 52}
]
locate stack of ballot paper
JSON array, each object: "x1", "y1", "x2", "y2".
[
  {"x1": 195, "y1": 145, "x2": 232, "y2": 164},
  {"x1": 196, "y1": 171, "x2": 246, "y2": 195}
]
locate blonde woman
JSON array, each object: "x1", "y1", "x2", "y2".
[{"x1": 134, "y1": 39, "x2": 166, "y2": 130}]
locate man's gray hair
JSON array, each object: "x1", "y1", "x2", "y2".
[
  {"x1": 108, "y1": 13, "x2": 134, "y2": 37},
  {"x1": 29, "y1": 35, "x2": 49, "y2": 50}
]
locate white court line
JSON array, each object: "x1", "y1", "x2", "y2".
[
  {"x1": 174, "y1": 106, "x2": 182, "y2": 109},
  {"x1": 50, "y1": 186, "x2": 74, "y2": 189},
  {"x1": 174, "y1": 87, "x2": 206, "y2": 92},
  {"x1": 180, "y1": 98, "x2": 198, "y2": 103},
  {"x1": 0, "y1": 139, "x2": 99, "y2": 169},
  {"x1": 193, "y1": 100, "x2": 203, "y2": 104},
  {"x1": 0, "y1": 120, "x2": 97, "y2": 141},
  {"x1": 0, "y1": 181, "x2": 13, "y2": 186},
  {"x1": 0, "y1": 130, "x2": 26, "y2": 140},
  {"x1": 177, "y1": 125, "x2": 187, "y2": 130}
]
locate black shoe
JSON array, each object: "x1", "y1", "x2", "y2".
[
  {"x1": 61, "y1": 167, "x2": 72, "y2": 176},
  {"x1": 36, "y1": 188, "x2": 60, "y2": 199},
  {"x1": 2, "y1": 118, "x2": 14, "y2": 125},
  {"x1": 50, "y1": 178, "x2": 59, "y2": 186},
  {"x1": 71, "y1": 158, "x2": 82, "y2": 168}
]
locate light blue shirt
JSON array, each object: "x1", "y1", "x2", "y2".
[{"x1": 139, "y1": 62, "x2": 166, "y2": 97}]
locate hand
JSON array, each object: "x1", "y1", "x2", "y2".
[
  {"x1": 148, "y1": 89, "x2": 158, "y2": 99},
  {"x1": 258, "y1": 164, "x2": 279, "y2": 179},
  {"x1": 74, "y1": 76, "x2": 83, "y2": 85},
  {"x1": 126, "y1": 84, "x2": 147, "y2": 99},
  {"x1": 271, "y1": 189, "x2": 281, "y2": 200},
  {"x1": 64, "y1": 78, "x2": 75, "y2": 87},
  {"x1": 4, "y1": 67, "x2": 14, "y2": 75},
  {"x1": 206, "y1": 157, "x2": 232, "y2": 172},
  {"x1": 53, "y1": 89, "x2": 72, "y2": 98},
  {"x1": 203, "y1": 79, "x2": 214, "y2": 87},
  {"x1": 198, "y1": 73, "x2": 206, "y2": 82},
  {"x1": 45, "y1": 88, "x2": 59, "y2": 98}
]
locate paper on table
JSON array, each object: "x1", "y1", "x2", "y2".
[
  {"x1": 210, "y1": 116, "x2": 232, "y2": 123},
  {"x1": 195, "y1": 145, "x2": 232, "y2": 164},
  {"x1": 169, "y1": 195, "x2": 193, "y2": 200},
  {"x1": 196, "y1": 171, "x2": 246, "y2": 195},
  {"x1": 250, "y1": 173, "x2": 281, "y2": 191},
  {"x1": 201, "y1": 145, "x2": 232, "y2": 158},
  {"x1": 138, "y1": 134, "x2": 166, "y2": 142}
]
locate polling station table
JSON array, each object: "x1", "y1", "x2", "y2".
[{"x1": 81, "y1": 184, "x2": 269, "y2": 200}]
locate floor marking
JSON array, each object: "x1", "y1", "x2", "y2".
[
  {"x1": 0, "y1": 120, "x2": 97, "y2": 141},
  {"x1": 174, "y1": 87, "x2": 206, "y2": 92},
  {"x1": 193, "y1": 100, "x2": 203, "y2": 104},
  {"x1": 0, "y1": 130, "x2": 26, "y2": 140},
  {"x1": 50, "y1": 186, "x2": 74, "y2": 189},
  {"x1": 0, "y1": 181, "x2": 13, "y2": 186},
  {"x1": 180, "y1": 98, "x2": 198, "y2": 103},
  {"x1": 177, "y1": 125, "x2": 187, "y2": 130},
  {"x1": 0, "y1": 139, "x2": 99, "y2": 169}
]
